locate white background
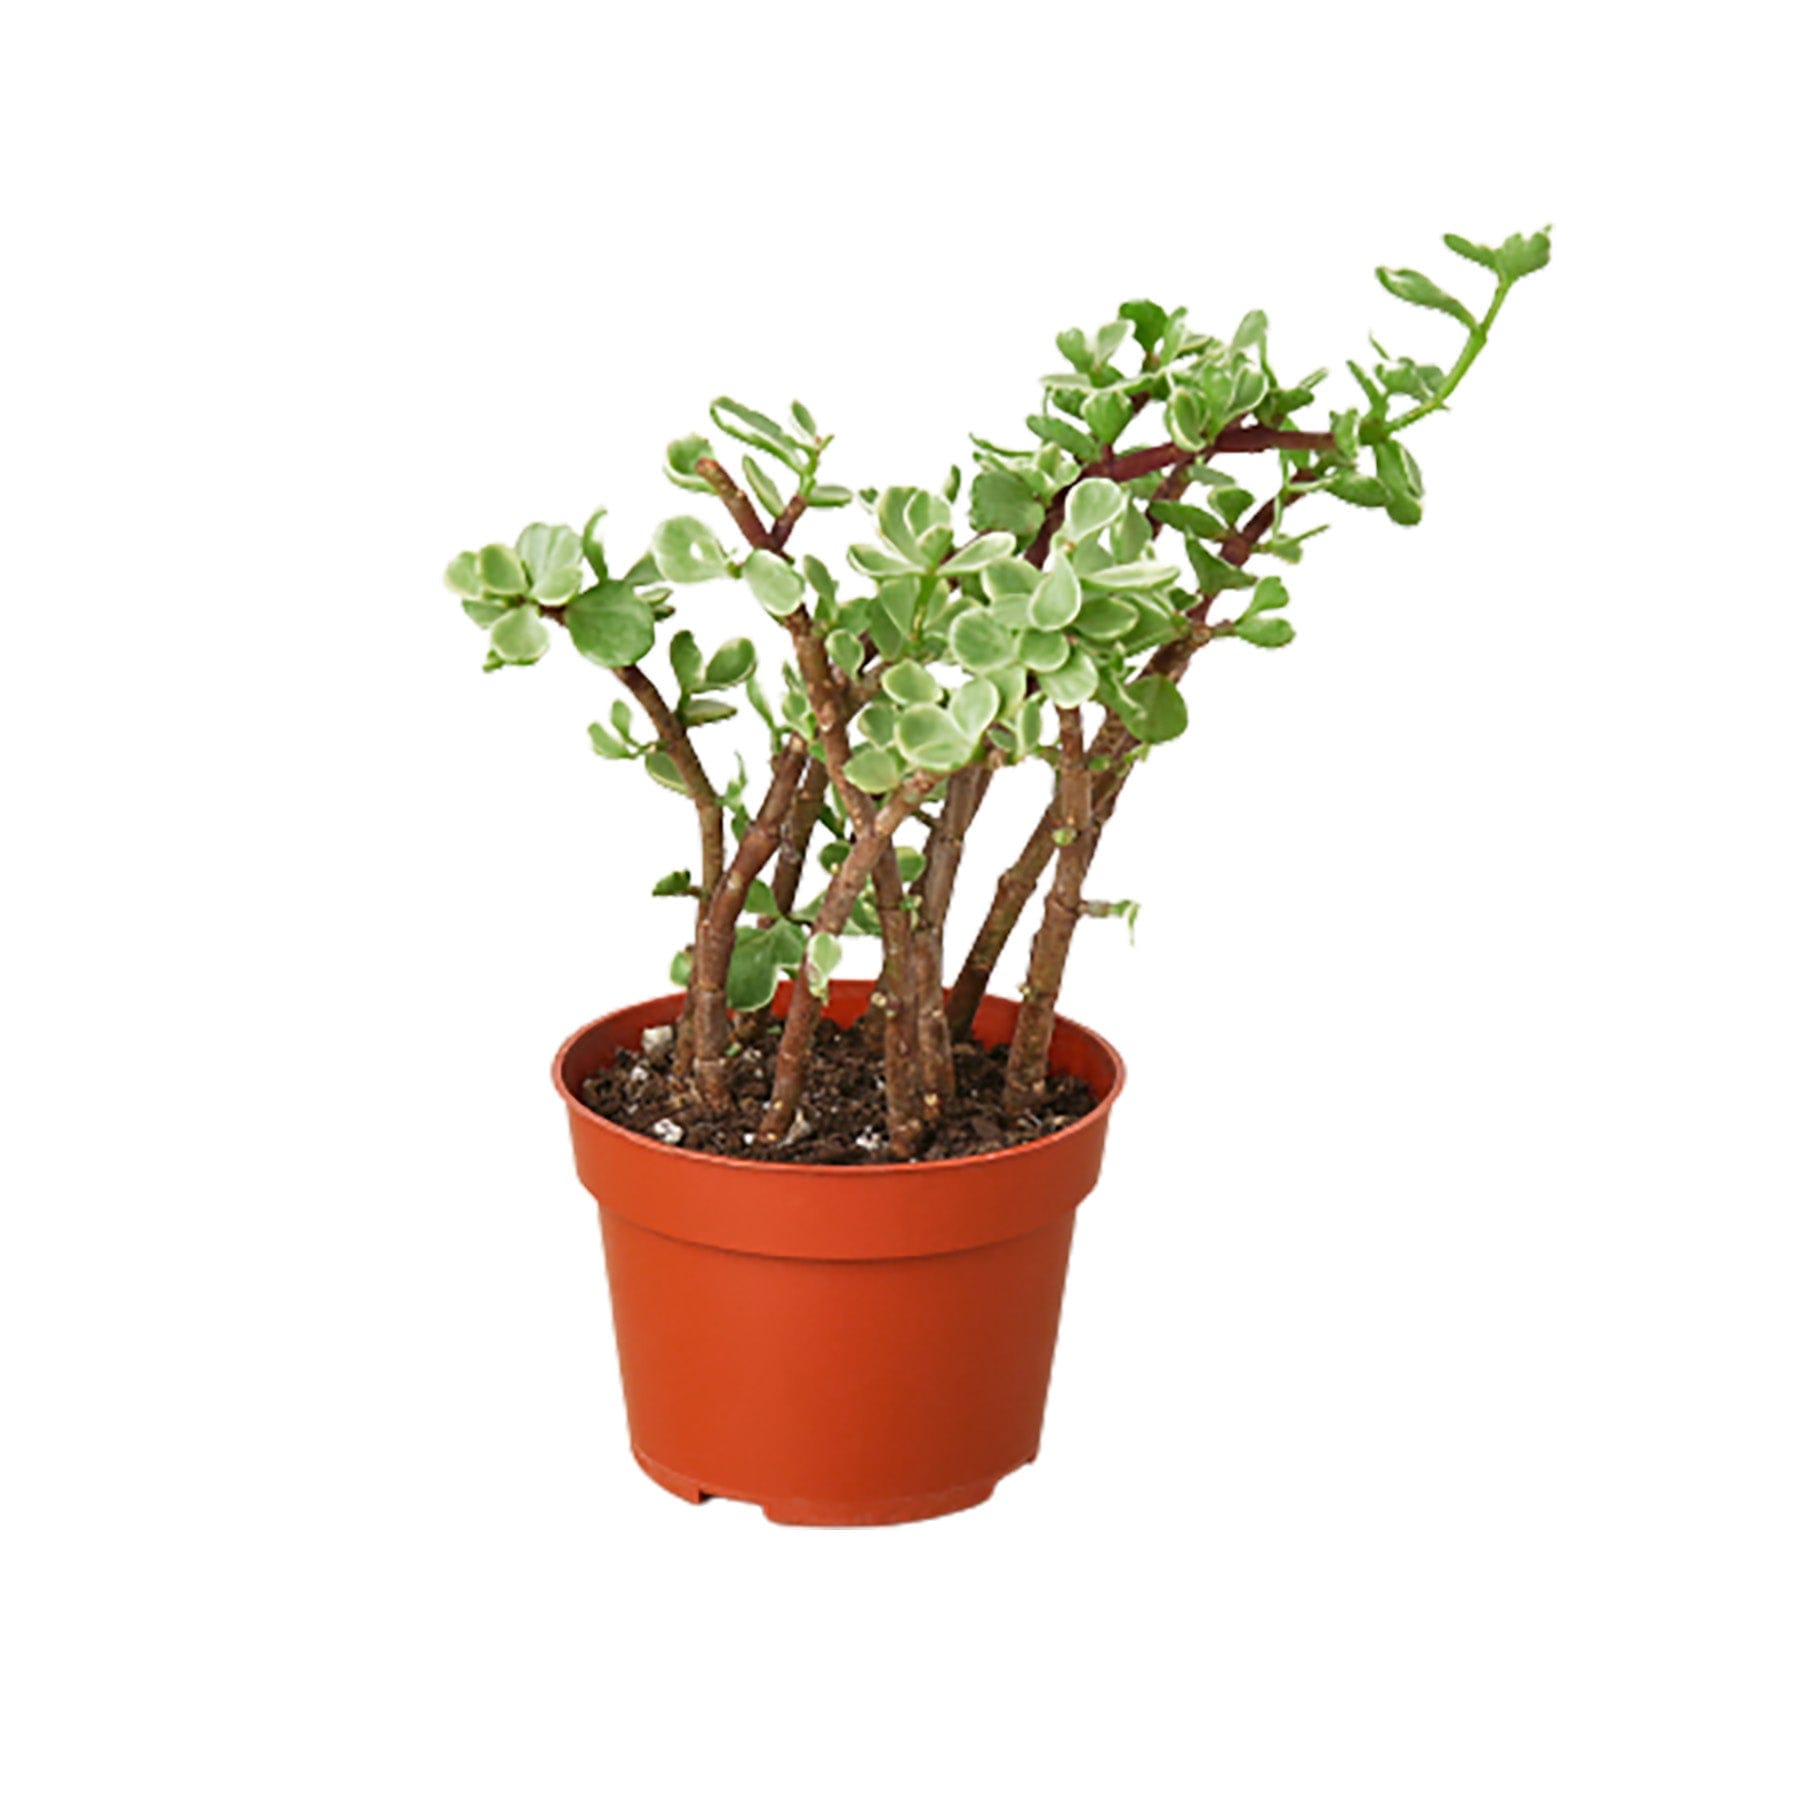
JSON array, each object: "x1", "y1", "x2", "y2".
[{"x1": 4, "y1": 3, "x2": 1795, "y2": 1794}]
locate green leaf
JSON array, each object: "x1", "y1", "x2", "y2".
[
  {"x1": 1073, "y1": 595, "x2": 1137, "y2": 640},
  {"x1": 1028, "y1": 554, "x2": 1082, "y2": 630},
  {"x1": 444, "y1": 551, "x2": 482, "y2": 597},
  {"x1": 805, "y1": 930, "x2": 842, "y2": 1000},
  {"x1": 1374, "y1": 440, "x2": 1423, "y2": 500},
  {"x1": 610, "y1": 698, "x2": 634, "y2": 738},
  {"x1": 670, "y1": 948, "x2": 692, "y2": 986},
  {"x1": 744, "y1": 548, "x2": 806, "y2": 617},
  {"x1": 948, "y1": 677, "x2": 999, "y2": 741},
  {"x1": 1038, "y1": 647, "x2": 1098, "y2": 707},
  {"x1": 968, "y1": 469, "x2": 1046, "y2": 543},
  {"x1": 489, "y1": 604, "x2": 548, "y2": 665},
  {"x1": 1019, "y1": 627, "x2": 1070, "y2": 673},
  {"x1": 1026, "y1": 413, "x2": 1099, "y2": 460},
  {"x1": 1443, "y1": 232, "x2": 1498, "y2": 271},
  {"x1": 1118, "y1": 299, "x2": 1168, "y2": 353},
  {"x1": 1085, "y1": 560, "x2": 1176, "y2": 591},
  {"x1": 1213, "y1": 486, "x2": 1254, "y2": 526},
  {"x1": 881, "y1": 659, "x2": 941, "y2": 706},
  {"x1": 651, "y1": 516, "x2": 729, "y2": 584},
  {"x1": 727, "y1": 932, "x2": 782, "y2": 1012},
  {"x1": 1235, "y1": 614, "x2": 1295, "y2": 648},
  {"x1": 1167, "y1": 388, "x2": 1207, "y2": 452},
  {"x1": 477, "y1": 543, "x2": 527, "y2": 597},
  {"x1": 664, "y1": 434, "x2": 717, "y2": 493},
  {"x1": 711, "y1": 397, "x2": 806, "y2": 472},
  {"x1": 745, "y1": 878, "x2": 779, "y2": 917},
  {"x1": 845, "y1": 745, "x2": 903, "y2": 793},
  {"x1": 940, "y1": 534, "x2": 1014, "y2": 575},
  {"x1": 704, "y1": 637, "x2": 756, "y2": 687},
  {"x1": 1324, "y1": 473, "x2": 1390, "y2": 508},
  {"x1": 1065, "y1": 478, "x2": 1126, "y2": 542},
  {"x1": 679, "y1": 696, "x2": 737, "y2": 727},
  {"x1": 791, "y1": 399, "x2": 818, "y2": 438},
  {"x1": 583, "y1": 507, "x2": 612, "y2": 576},
  {"x1": 1186, "y1": 544, "x2": 1258, "y2": 592},
  {"x1": 1375, "y1": 266, "x2": 1476, "y2": 330},
  {"x1": 1119, "y1": 674, "x2": 1188, "y2": 744},
  {"x1": 593, "y1": 722, "x2": 637, "y2": 760},
  {"x1": 801, "y1": 556, "x2": 838, "y2": 607},
  {"x1": 644, "y1": 749, "x2": 688, "y2": 794},
  {"x1": 808, "y1": 484, "x2": 854, "y2": 508},
  {"x1": 740, "y1": 454, "x2": 784, "y2": 518},
  {"x1": 896, "y1": 705, "x2": 973, "y2": 773},
  {"x1": 669, "y1": 629, "x2": 703, "y2": 693},
  {"x1": 462, "y1": 597, "x2": 507, "y2": 628},
  {"x1": 1242, "y1": 576, "x2": 1290, "y2": 618},
  {"x1": 566, "y1": 582, "x2": 656, "y2": 668},
  {"x1": 1149, "y1": 500, "x2": 1228, "y2": 540},
  {"x1": 947, "y1": 608, "x2": 1017, "y2": 675},
  {"x1": 651, "y1": 868, "x2": 694, "y2": 897},
  {"x1": 1081, "y1": 389, "x2": 1132, "y2": 448},
  {"x1": 514, "y1": 525, "x2": 583, "y2": 586},
  {"x1": 1493, "y1": 228, "x2": 1552, "y2": 282},
  {"x1": 858, "y1": 701, "x2": 897, "y2": 746},
  {"x1": 846, "y1": 542, "x2": 917, "y2": 579},
  {"x1": 895, "y1": 845, "x2": 927, "y2": 883},
  {"x1": 1230, "y1": 309, "x2": 1268, "y2": 355},
  {"x1": 827, "y1": 629, "x2": 864, "y2": 675}
]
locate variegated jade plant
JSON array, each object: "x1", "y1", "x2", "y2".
[{"x1": 446, "y1": 228, "x2": 1550, "y2": 1159}]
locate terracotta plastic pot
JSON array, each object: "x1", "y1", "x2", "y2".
[{"x1": 552, "y1": 979, "x2": 1125, "y2": 1526}]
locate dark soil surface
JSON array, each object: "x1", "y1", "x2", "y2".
[{"x1": 580, "y1": 1016, "x2": 1097, "y2": 1165}]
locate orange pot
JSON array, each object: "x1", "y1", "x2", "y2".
[{"x1": 552, "y1": 980, "x2": 1125, "y2": 1527}]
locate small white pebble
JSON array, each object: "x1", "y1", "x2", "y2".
[
  {"x1": 640, "y1": 1024, "x2": 674, "y2": 1058},
  {"x1": 854, "y1": 1129, "x2": 884, "y2": 1153},
  {"x1": 627, "y1": 1065, "x2": 650, "y2": 1086},
  {"x1": 780, "y1": 1110, "x2": 811, "y2": 1146},
  {"x1": 650, "y1": 1119, "x2": 683, "y2": 1146}
]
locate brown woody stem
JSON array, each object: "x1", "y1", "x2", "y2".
[
  {"x1": 755, "y1": 775, "x2": 936, "y2": 1146},
  {"x1": 1003, "y1": 710, "x2": 1096, "y2": 1117},
  {"x1": 910, "y1": 764, "x2": 991, "y2": 1120},
  {"x1": 771, "y1": 757, "x2": 829, "y2": 916},
  {"x1": 689, "y1": 737, "x2": 807, "y2": 1111}
]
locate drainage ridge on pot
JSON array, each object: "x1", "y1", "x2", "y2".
[{"x1": 553, "y1": 979, "x2": 1125, "y2": 1526}]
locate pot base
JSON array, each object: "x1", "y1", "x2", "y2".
[{"x1": 632, "y1": 1444, "x2": 1028, "y2": 1527}]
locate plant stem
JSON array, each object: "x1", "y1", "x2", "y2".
[
  {"x1": 694, "y1": 457, "x2": 774, "y2": 551},
  {"x1": 946, "y1": 612, "x2": 1216, "y2": 1039},
  {"x1": 910, "y1": 763, "x2": 991, "y2": 1119},
  {"x1": 1024, "y1": 425, "x2": 1333, "y2": 565},
  {"x1": 769, "y1": 492, "x2": 809, "y2": 552},
  {"x1": 1389, "y1": 281, "x2": 1509, "y2": 434},
  {"x1": 771, "y1": 756, "x2": 828, "y2": 915},
  {"x1": 1002, "y1": 709, "x2": 1096, "y2": 1118},
  {"x1": 689, "y1": 737, "x2": 807, "y2": 1111},
  {"x1": 610, "y1": 662, "x2": 721, "y2": 1070},
  {"x1": 755, "y1": 774, "x2": 936, "y2": 1147}
]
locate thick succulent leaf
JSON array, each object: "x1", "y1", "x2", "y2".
[
  {"x1": 650, "y1": 516, "x2": 729, "y2": 584},
  {"x1": 947, "y1": 608, "x2": 1017, "y2": 675},
  {"x1": 1027, "y1": 554, "x2": 1081, "y2": 630},
  {"x1": 744, "y1": 548, "x2": 806, "y2": 616},
  {"x1": 566, "y1": 583, "x2": 656, "y2": 667},
  {"x1": 489, "y1": 604, "x2": 548, "y2": 665},
  {"x1": 477, "y1": 543, "x2": 528, "y2": 597}
]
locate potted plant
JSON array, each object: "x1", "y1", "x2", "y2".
[{"x1": 446, "y1": 227, "x2": 1551, "y2": 1525}]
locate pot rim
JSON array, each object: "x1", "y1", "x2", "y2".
[{"x1": 551, "y1": 981, "x2": 1126, "y2": 1179}]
